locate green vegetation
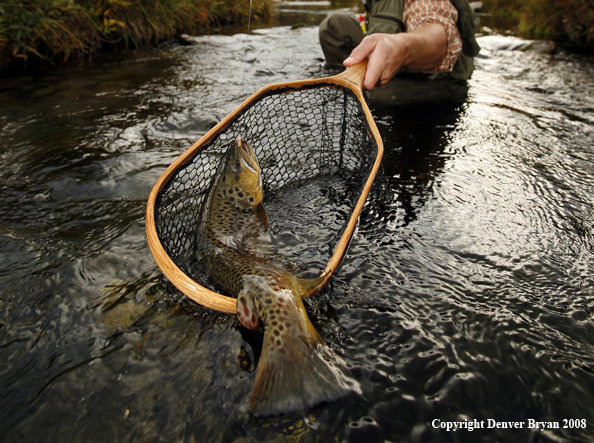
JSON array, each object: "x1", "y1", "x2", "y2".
[
  {"x1": 0, "y1": 0, "x2": 272, "y2": 70},
  {"x1": 482, "y1": 0, "x2": 594, "y2": 48}
]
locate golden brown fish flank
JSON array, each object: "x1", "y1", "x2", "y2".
[
  {"x1": 196, "y1": 136, "x2": 269, "y2": 296},
  {"x1": 196, "y1": 136, "x2": 359, "y2": 416}
]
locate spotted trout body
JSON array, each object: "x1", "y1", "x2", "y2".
[{"x1": 196, "y1": 137, "x2": 358, "y2": 416}]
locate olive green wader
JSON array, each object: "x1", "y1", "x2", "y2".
[{"x1": 318, "y1": 0, "x2": 480, "y2": 79}]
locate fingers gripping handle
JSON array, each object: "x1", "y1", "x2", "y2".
[{"x1": 336, "y1": 60, "x2": 368, "y2": 93}]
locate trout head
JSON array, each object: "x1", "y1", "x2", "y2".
[{"x1": 217, "y1": 136, "x2": 263, "y2": 212}]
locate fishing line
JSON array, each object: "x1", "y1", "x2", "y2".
[
  {"x1": 241, "y1": 0, "x2": 254, "y2": 101},
  {"x1": 238, "y1": 0, "x2": 254, "y2": 136}
]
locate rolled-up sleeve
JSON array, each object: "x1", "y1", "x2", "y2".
[{"x1": 403, "y1": 0, "x2": 462, "y2": 73}]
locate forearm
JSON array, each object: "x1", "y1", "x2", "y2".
[
  {"x1": 403, "y1": 0, "x2": 462, "y2": 72},
  {"x1": 400, "y1": 22, "x2": 447, "y2": 72}
]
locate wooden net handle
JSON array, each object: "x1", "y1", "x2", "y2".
[{"x1": 336, "y1": 60, "x2": 368, "y2": 92}]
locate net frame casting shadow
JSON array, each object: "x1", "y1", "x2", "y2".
[{"x1": 146, "y1": 61, "x2": 384, "y2": 314}]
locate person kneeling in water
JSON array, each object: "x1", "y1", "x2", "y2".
[{"x1": 319, "y1": 0, "x2": 481, "y2": 89}]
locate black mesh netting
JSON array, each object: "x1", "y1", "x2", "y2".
[{"x1": 154, "y1": 82, "x2": 379, "y2": 293}]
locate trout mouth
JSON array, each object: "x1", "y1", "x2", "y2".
[{"x1": 236, "y1": 136, "x2": 259, "y2": 174}]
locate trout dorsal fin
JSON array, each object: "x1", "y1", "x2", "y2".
[{"x1": 297, "y1": 275, "x2": 327, "y2": 297}]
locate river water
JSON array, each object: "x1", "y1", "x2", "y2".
[{"x1": 1, "y1": 1, "x2": 593, "y2": 442}]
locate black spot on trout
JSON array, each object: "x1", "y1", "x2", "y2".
[{"x1": 196, "y1": 136, "x2": 359, "y2": 416}]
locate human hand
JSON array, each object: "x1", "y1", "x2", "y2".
[
  {"x1": 343, "y1": 33, "x2": 412, "y2": 90},
  {"x1": 343, "y1": 24, "x2": 448, "y2": 90}
]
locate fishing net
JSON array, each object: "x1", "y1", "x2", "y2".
[{"x1": 148, "y1": 73, "x2": 383, "y2": 313}]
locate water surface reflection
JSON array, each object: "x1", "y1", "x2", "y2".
[{"x1": 1, "y1": 5, "x2": 594, "y2": 443}]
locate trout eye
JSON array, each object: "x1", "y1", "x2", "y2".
[{"x1": 234, "y1": 160, "x2": 240, "y2": 169}]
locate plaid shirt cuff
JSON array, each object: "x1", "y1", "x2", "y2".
[{"x1": 404, "y1": 0, "x2": 463, "y2": 73}]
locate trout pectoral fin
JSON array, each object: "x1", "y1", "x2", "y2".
[{"x1": 255, "y1": 203, "x2": 268, "y2": 230}]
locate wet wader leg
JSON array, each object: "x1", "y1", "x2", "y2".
[{"x1": 319, "y1": 14, "x2": 364, "y2": 69}]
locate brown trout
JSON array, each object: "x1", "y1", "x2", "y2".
[{"x1": 196, "y1": 136, "x2": 358, "y2": 416}]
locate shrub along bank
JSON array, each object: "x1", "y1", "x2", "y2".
[
  {"x1": 0, "y1": 0, "x2": 272, "y2": 71},
  {"x1": 482, "y1": 0, "x2": 594, "y2": 49}
]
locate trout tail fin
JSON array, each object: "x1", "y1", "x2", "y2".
[
  {"x1": 250, "y1": 330, "x2": 358, "y2": 416},
  {"x1": 244, "y1": 280, "x2": 359, "y2": 416}
]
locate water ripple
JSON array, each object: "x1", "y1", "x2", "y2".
[{"x1": 1, "y1": 23, "x2": 594, "y2": 443}]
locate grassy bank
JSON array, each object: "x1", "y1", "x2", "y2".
[
  {"x1": 0, "y1": 0, "x2": 272, "y2": 71},
  {"x1": 482, "y1": 0, "x2": 594, "y2": 49}
]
